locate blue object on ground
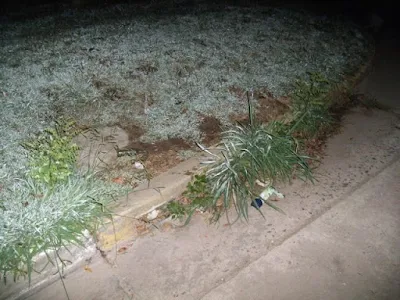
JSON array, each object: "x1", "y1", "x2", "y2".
[{"x1": 251, "y1": 198, "x2": 264, "y2": 209}]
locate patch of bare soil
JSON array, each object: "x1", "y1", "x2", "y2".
[
  {"x1": 133, "y1": 138, "x2": 192, "y2": 175},
  {"x1": 198, "y1": 114, "x2": 222, "y2": 146},
  {"x1": 228, "y1": 86, "x2": 291, "y2": 125},
  {"x1": 105, "y1": 123, "x2": 194, "y2": 186},
  {"x1": 97, "y1": 87, "x2": 289, "y2": 187}
]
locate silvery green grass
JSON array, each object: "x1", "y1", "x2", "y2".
[
  {"x1": 0, "y1": 174, "x2": 124, "y2": 284},
  {"x1": 0, "y1": 119, "x2": 127, "y2": 284},
  {"x1": 0, "y1": 3, "x2": 372, "y2": 184},
  {"x1": 0, "y1": 1, "x2": 373, "y2": 283}
]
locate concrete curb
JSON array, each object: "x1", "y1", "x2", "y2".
[
  {"x1": 96, "y1": 155, "x2": 205, "y2": 251},
  {"x1": 1, "y1": 235, "x2": 96, "y2": 300}
]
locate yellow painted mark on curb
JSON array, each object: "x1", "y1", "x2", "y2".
[{"x1": 97, "y1": 218, "x2": 137, "y2": 251}]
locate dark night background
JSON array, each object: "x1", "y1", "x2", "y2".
[{"x1": 0, "y1": 0, "x2": 397, "y2": 27}]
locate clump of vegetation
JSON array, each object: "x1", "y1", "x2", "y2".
[
  {"x1": 166, "y1": 201, "x2": 187, "y2": 220},
  {"x1": 289, "y1": 72, "x2": 333, "y2": 137},
  {"x1": 166, "y1": 67, "x2": 372, "y2": 225},
  {"x1": 166, "y1": 174, "x2": 215, "y2": 224},
  {"x1": 0, "y1": 174, "x2": 122, "y2": 284},
  {"x1": 181, "y1": 73, "x2": 341, "y2": 222},
  {"x1": 0, "y1": 120, "x2": 126, "y2": 285},
  {"x1": 169, "y1": 89, "x2": 320, "y2": 223},
  {"x1": 21, "y1": 118, "x2": 82, "y2": 187},
  {"x1": 181, "y1": 174, "x2": 215, "y2": 224},
  {"x1": 202, "y1": 98, "x2": 313, "y2": 221}
]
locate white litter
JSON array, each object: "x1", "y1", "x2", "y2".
[
  {"x1": 146, "y1": 209, "x2": 159, "y2": 221},
  {"x1": 134, "y1": 161, "x2": 145, "y2": 169},
  {"x1": 259, "y1": 186, "x2": 284, "y2": 201}
]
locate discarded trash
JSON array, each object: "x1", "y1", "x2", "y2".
[
  {"x1": 134, "y1": 161, "x2": 145, "y2": 169},
  {"x1": 146, "y1": 209, "x2": 159, "y2": 221},
  {"x1": 252, "y1": 187, "x2": 284, "y2": 209},
  {"x1": 84, "y1": 265, "x2": 93, "y2": 273},
  {"x1": 251, "y1": 197, "x2": 264, "y2": 209},
  {"x1": 255, "y1": 179, "x2": 271, "y2": 187},
  {"x1": 260, "y1": 186, "x2": 284, "y2": 201}
]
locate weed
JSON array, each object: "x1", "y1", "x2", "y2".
[
  {"x1": 21, "y1": 118, "x2": 83, "y2": 187},
  {"x1": 289, "y1": 72, "x2": 334, "y2": 137},
  {"x1": 0, "y1": 119, "x2": 126, "y2": 286},
  {"x1": 166, "y1": 201, "x2": 187, "y2": 220},
  {"x1": 182, "y1": 174, "x2": 215, "y2": 224},
  {"x1": 164, "y1": 174, "x2": 216, "y2": 223}
]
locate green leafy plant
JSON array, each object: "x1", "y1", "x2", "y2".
[
  {"x1": 182, "y1": 174, "x2": 215, "y2": 224},
  {"x1": 166, "y1": 201, "x2": 187, "y2": 220},
  {"x1": 289, "y1": 72, "x2": 333, "y2": 136},
  {"x1": 21, "y1": 118, "x2": 82, "y2": 187}
]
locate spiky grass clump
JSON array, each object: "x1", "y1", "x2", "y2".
[
  {"x1": 204, "y1": 101, "x2": 312, "y2": 220},
  {"x1": 0, "y1": 173, "x2": 124, "y2": 284}
]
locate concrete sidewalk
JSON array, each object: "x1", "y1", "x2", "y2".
[
  {"x1": 202, "y1": 159, "x2": 400, "y2": 300},
  {"x1": 357, "y1": 26, "x2": 400, "y2": 110}
]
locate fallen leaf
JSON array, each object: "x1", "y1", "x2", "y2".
[
  {"x1": 112, "y1": 177, "x2": 124, "y2": 184},
  {"x1": 136, "y1": 224, "x2": 149, "y2": 235},
  {"x1": 117, "y1": 246, "x2": 128, "y2": 254},
  {"x1": 84, "y1": 265, "x2": 92, "y2": 273}
]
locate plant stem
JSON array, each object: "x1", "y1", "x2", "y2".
[
  {"x1": 54, "y1": 249, "x2": 71, "y2": 300},
  {"x1": 288, "y1": 110, "x2": 308, "y2": 134}
]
